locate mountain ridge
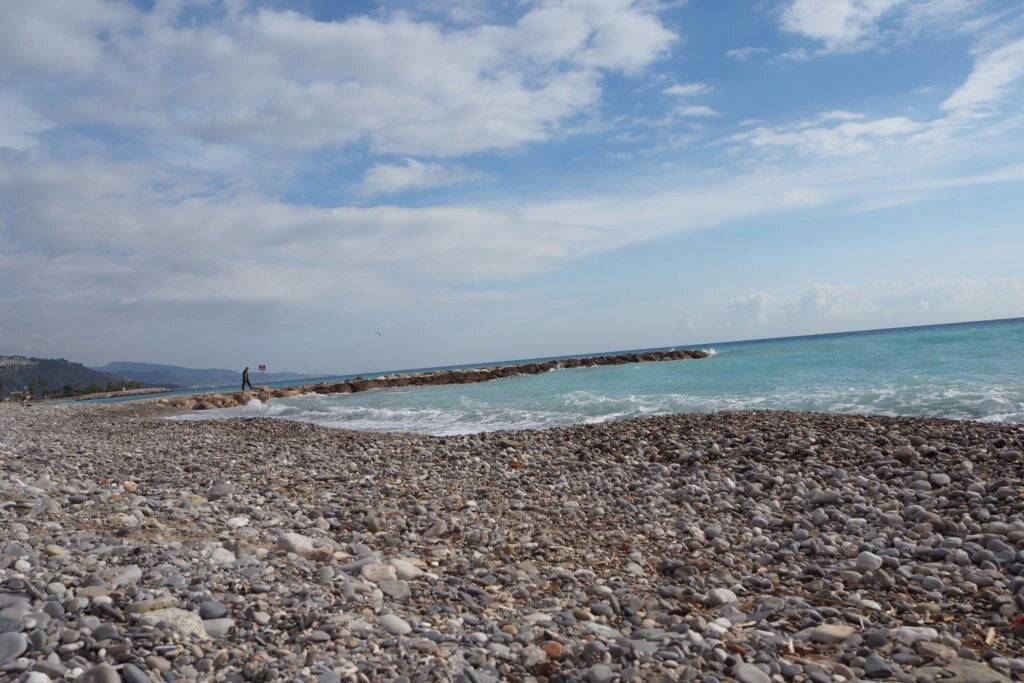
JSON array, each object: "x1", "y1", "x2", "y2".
[{"x1": 95, "y1": 361, "x2": 314, "y2": 389}]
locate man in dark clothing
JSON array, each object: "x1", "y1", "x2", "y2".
[{"x1": 242, "y1": 367, "x2": 253, "y2": 391}]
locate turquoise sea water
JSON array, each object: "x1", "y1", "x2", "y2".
[{"x1": 175, "y1": 317, "x2": 1024, "y2": 435}]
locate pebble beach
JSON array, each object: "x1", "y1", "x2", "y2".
[{"x1": 2, "y1": 401, "x2": 1023, "y2": 682}]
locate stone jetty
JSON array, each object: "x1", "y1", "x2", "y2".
[
  {"x1": 161, "y1": 349, "x2": 710, "y2": 411},
  {"x1": 2, "y1": 402, "x2": 1023, "y2": 682}
]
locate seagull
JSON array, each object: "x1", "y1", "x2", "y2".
[{"x1": 376, "y1": 331, "x2": 382, "y2": 336}]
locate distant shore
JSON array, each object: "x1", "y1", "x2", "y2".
[
  {"x1": 1, "y1": 401, "x2": 1021, "y2": 681},
  {"x1": 70, "y1": 386, "x2": 173, "y2": 401}
]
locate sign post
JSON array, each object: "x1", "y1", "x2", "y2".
[{"x1": 258, "y1": 363, "x2": 266, "y2": 384}]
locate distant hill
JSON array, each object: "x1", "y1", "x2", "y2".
[
  {"x1": 0, "y1": 356, "x2": 138, "y2": 398},
  {"x1": 96, "y1": 362, "x2": 314, "y2": 389}
]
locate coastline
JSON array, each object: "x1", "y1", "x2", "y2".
[
  {"x1": 155, "y1": 348, "x2": 710, "y2": 412},
  {"x1": 2, "y1": 402, "x2": 1022, "y2": 681}
]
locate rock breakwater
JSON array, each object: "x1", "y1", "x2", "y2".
[
  {"x1": 160, "y1": 349, "x2": 710, "y2": 411},
  {"x1": 2, "y1": 403, "x2": 1023, "y2": 682}
]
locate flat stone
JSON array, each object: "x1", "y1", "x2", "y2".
[
  {"x1": 856, "y1": 551, "x2": 884, "y2": 572},
  {"x1": 210, "y1": 547, "x2": 236, "y2": 565},
  {"x1": 361, "y1": 563, "x2": 397, "y2": 583},
  {"x1": 0, "y1": 632, "x2": 28, "y2": 663},
  {"x1": 80, "y1": 663, "x2": 121, "y2": 683},
  {"x1": 890, "y1": 626, "x2": 938, "y2": 645},
  {"x1": 707, "y1": 588, "x2": 737, "y2": 606},
  {"x1": 916, "y1": 660, "x2": 1011, "y2": 683},
  {"x1": 137, "y1": 608, "x2": 208, "y2": 640},
  {"x1": 126, "y1": 597, "x2": 179, "y2": 615},
  {"x1": 389, "y1": 559, "x2": 424, "y2": 580},
  {"x1": 199, "y1": 601, "x2": 227, "y2": 620},
  {"x1": 809, "y1": 624, "x2": 857, "y2": 643},
  {"x1": 277, "y1": 533, "x2": 332, "y2": 561},
  {"x1": 379, "y1": 614, "x2": 411, "y2": 635},
  {"x1": 0, "y1": 617, "x2": 23, "y2": 634},
  {"x1": 121, "y1": 663, "x2": 150, "y2": 683},
  {"x1": 92, "y1": 623, "x2": 119, "y2": 641},
  {"x1": 203, "y1": 618, "x2": 234, "y2": 639},
  {"x1": 733, "y1": 663, "x2": 771, "y2": 683},
  {"x1": 589, "y1": 663, "x2": 614, "y2": 683},
  {"x1": 378, "y1": 580, "x2": 410, "y2": 599},
  {"x1": 865, "y1": 655, "x2": 894, "y2": 678},
  {"x1": 108, "y1": 565, "x2": 143, "y2": 587}
]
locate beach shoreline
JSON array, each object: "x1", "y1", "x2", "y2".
[
  {"x1": 2, "y1": 402, "x2": 1023, "y2": 681},
  {"x1": 148, "y1": 348, "x2": 710, "y2": 413}
]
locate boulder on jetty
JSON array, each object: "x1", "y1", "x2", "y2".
[{"x1": 164, "y1": 349, "x2": 710, "y2": 411}]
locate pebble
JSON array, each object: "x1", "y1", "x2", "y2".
[
  {"x1": 855, "y1": 551, "x2": 884, "y2": 572},
  {"x1": 79, "y1": 663, "x2": 121, "y2": 683},
  {"x1": 707, "y1": 588, "x2": 737, "y2": 606},
  {"x1": 379, "y1": 615, "x2": 412, "y2": 635},
  {"x1": 0, "y1": 632, "x2": 27, "y2": 663},
  {"x1": 199, "y1": 600, "x2": 227, "y2": 619},
  {"x1": 810, "y1": 624, "x2": 856, "y2": 643},
  {"x1": 734, "y1": 663, "x2": 771, "y2": 683}
]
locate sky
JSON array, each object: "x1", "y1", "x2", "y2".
[{"x1": 1, "y1": 0, "x2": 1023, "y2": 375}]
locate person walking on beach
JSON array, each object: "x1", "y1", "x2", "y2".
[{"x1": 242, "y1": 367, "x2": 253, "y2": 391}]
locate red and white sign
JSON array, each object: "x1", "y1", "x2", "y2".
[{"x1": 258, "y1": 364, "x2": 266, "y2": 371}]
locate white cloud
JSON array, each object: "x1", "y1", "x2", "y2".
[
  {"x1": 676, "y1": 105, "x2": 719, "y2": 117},
  {"x1": 731, "y1": 115, "x2": 923, "y2": 156},
  {"x1": 781, "y1": 0, "x2": 905, "y2": 52},
  {"x1": 941, "y1": 38, "x2": 1024, "y2": 113},
  {"x1": 3, "y1": 1, "x2": 676, "y2": 158},
  {"x1": 725, "y1": 46, "x2": 770, "y2": 60},
  {"x1": 0, "y1": 99, "x2": 51, "y2": 151},
  {"x1": 723, "y1": 277, "x2": 1024, "y2": 335},
  {"x1": 360, "y1": 159, "x2": 476, "y2": 196},
  {"x1": 662, "y1": 82, "x2": 717, "y2": 117},
  {"x1": 0, "y1": 0, "x2": 133, "y2": 79},
  {"x1": 779, "y1": 0, "x2": 997, "y2": 56},
  {"x1": 729, "y1": 292, "x2": 778, "y2": 323},
  {"x1": 663, "y1": 83, "x2": 710, "y2": 98},
  {"x1": 798, "y1": 284, "x2": 878, "y2": 316}
]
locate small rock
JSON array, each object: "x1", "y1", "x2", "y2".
[
  {"x1": 379, "y1": 615, "x2": 411, "y2": 635},
  {"x1": 277, "y1": 533, "x2": 332, "y2": 561},
  {"x1": 361, "y1": 563, "x2": 398, "y2": 583},
  {"x1": 864, "y1": 655, "x2": 894, "y2": 678},
  {"x1": 0, "y1": 632, "x2": 27, "y2": 664},
  {"x1": 137, "y1": 608, "x2": 208, "y2": 640},
  {"x1": 121, "y1": 663, "x2": 150, "y2": 683},
  {"x1": 856, "y1": 551, "x2": 884, "y2": 572},
  {"x1": 733, "y1": 663, "x2": 771, "y2": 683},
  {"x1": 199, "y1": 601, "x2": 227, "y2": 620},
  {"x1": 378, "y1": 580, "x2": 410, "y2": 599},
  {"x1": 810, "y1": 624, "x2": 856, "y2": 643},
  {"x1": 389, "y1": 559, "x2": 424, "y2": 580},
  {"x1": 707, "y1": 588, "x2": 738, "y2": 606},
  {"x1": 203, "y1": 618, "x2": 234, "y2": 639},
  {"x1": 80, "y1": 663, "x2": 121, "y2": 683}
]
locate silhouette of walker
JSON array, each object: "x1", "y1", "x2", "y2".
[{"x1": 242, "y1": 367, "x2": 253, "y2": 391}]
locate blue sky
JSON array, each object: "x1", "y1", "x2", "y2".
[{"x1": 1, "y1": 0, "x2": 1022, "y2": 374}]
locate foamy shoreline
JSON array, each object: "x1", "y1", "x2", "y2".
[
  {"x1": 1, "y1": 402, "x2": 1023, "y2": 682},
  {"x1": 152, "y1": 349, "x2": 710, "y2": 413}
]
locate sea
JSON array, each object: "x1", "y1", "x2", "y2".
[{"x1": 169, "y1": 317, "x2": 1024, "y2": 435}]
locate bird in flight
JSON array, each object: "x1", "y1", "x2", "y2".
[{"x1": 376, "y1": 331, "x2": 382, "y2": 336}]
